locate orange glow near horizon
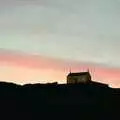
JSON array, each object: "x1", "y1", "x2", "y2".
[
  {"x1": 0, "y1": 52, "x2": 120, "y2": 88},
  {"x1": 0, "y1": 65, "x2": 65, "y2": 84}
]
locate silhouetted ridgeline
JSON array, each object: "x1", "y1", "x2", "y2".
[{"x1": 0, "y1": 81, "x2": 119, "y2": 120}]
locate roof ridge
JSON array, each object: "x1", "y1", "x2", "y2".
[
  {"x1": 70, "y1": 72, "x2": 89, "y2": 74},
  {"x1": 68, "y1": 72, "x2": 90, "y2": 76}
]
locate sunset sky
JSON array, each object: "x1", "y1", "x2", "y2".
[{"x1": 0, "y1": 0, "x2": 120, "y2": 87}]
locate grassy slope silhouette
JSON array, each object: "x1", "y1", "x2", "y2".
[{"x1": 0, "y1": 81, "x2": 119, "y2": 120}]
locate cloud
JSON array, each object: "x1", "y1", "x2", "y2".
[
  {"x1": 0, "y1": 0, "x2": 120, "y2": 87},
  {"x1": 0, "y1": 49, "x2": 120, "y2": 87},
  {"x1": 0, "y1": 0, "x2": 120, "y2": 68},
  {"x1": 0, "y1": 49, "x2": 67, "y2": 71}
]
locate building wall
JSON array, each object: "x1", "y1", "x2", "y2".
[{"x1": 67, "y1": 75, "x2": 91, "y2": 84}]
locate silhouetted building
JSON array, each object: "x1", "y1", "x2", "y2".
[{"x1": 67, "y1": 71, "x2": 91, "y2": 84}]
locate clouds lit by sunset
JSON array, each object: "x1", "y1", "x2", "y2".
[{"x1": 0, "y1": 0, "x2": 120, "y2": 87}]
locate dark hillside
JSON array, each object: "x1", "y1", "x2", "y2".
[{"x1": 0, "y1": 82, "x2": 119, "y2": 120}]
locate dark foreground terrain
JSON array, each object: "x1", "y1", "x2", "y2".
[{"x1": 0, "y1": 81, "x2": 120, "y2": 120}]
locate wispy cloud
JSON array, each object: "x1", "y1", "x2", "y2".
[
  {"x1": 0, "y1": 0, "x2": 120, "y2": 87},
  {"x1": 0, "y1": 49, "x2": 120, "y2": 87}
]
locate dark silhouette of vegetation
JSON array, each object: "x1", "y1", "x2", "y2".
[{"x1": 0, "y1": 81, "x2": 119, "y2": 120}]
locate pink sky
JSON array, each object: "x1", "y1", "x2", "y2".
[
  {"x1": 0, "y1": 51, "x2": 120, "y2": 88},
  {"x1": 0, "y1": 0, "x2": 120, "y2": 88}
]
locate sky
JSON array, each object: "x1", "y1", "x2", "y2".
[{"x1": 0, "y1": 0, "x2": 120, "y2": 87}]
